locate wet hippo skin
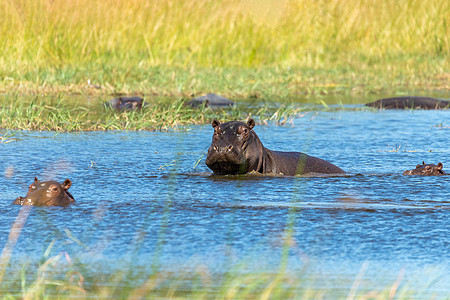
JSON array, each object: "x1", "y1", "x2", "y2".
[
  {"x1": 105, "y1": 97, "x2": 144, "y2": 111},
  {"x1": 13, "y1": 177, "x2": 75, "y2": 206},
  {"x1": 186, "y1": 93, "x2": 234, "y2": 108},
  {"x1": 205, "y1": 119, "x2": 345, "y2": 175},
  {"x1": 403, "y1": 162, "x2": 447, "y2": 176},
  {"x1": 366, "y1": 96, "x2": 449, "y2": 109}
]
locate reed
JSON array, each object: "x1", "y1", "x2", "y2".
[
  {"x1": 0, "y1": 251, "x2": 417, "y2": 299},
  {"x1": 1, "y1": 0, "x2": 448, "y2": 97},
  {"x1": 0, "y1": 96, "x2": 307, "y2": 131}
]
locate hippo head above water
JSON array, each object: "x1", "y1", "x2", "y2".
[
  {"x1": 205, "y1": 119, "x2": 345, "y2": 176},
  {"x1": 105, "y1": 97, "x2": 143, "y2": 111},
  {"x1": 205, "y1": 119, "x2": 257, "y2": 174},
  {"x1": 13, "y1": 177, "x2": 75, "y2": 206},
  {"x1": 403, "y1": 162, "x2": 446, "y2": 176}
]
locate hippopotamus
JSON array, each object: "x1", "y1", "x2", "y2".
[
  {"x1": 186, "y1": 93, "x2": 234, "y2": 108},
  {"x1": 366, "y1": 96, "x2": 449, "y2": 109},
  {"x1": 13, "y1": 177, "x2": 75, "y2": 206},
  {"x1": 205, "y1": 119, "x2": 345, "y2": 175},
  {"x1": 105, "y1": 97, "x2": 144, "y2": 111},
  {"x1": 403, "y1": 162, "x2": 447, "y2": 176}
]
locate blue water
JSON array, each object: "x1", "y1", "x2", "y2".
[{"x1": 0, "y1": 108, "x2": 449, "y2": 297}]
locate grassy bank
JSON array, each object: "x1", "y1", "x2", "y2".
[
  {"x1": 1, "y1": 0, "x2": 448, "y2": 97},
  {"x1": 0, "y1": 95, "x2": 308, "y2": 131}
]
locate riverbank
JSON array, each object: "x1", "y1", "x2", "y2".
[
  {"x1": 0, "y1": 93, "x2": 311, "y2": 131},
  {"x1": 1, "y1": 64, "x2": 448, "y2": 99},
  {"x1": 1, "y1": 0, "x2": 448, "y2": 98}
]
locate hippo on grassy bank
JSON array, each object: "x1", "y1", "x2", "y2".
[
  {"x1": 105, "y1": 97, "x2": 144, "y2": 111},
  {"x1": 205, "y1": 119, "x2": 345, "y2": 176},
  {"x1": 366, "y1": 96, "x2": 449, "y2": 109},
  {"x1": 13, "y1": 177, "x2": 75, "y2": 206},
  {"x1": 403, "y1": 162, "x2": 447, "y2": 176},
  {"x1": 186, "y1": 93, "x2": 234, "y2": 108}
]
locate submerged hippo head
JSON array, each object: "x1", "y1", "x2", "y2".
[
  {"x1": 13, "y1": 177, "x2": 75, "y2": 206},
  {"x1": 105, "y1": 97, "x2": 143, "y2": 111},
  {"x1": 403, "y1": 162, "x2": 446, "y2": 176},
  {"x1": 205, "y1": 119, "x2": 263, "y2": 175}
]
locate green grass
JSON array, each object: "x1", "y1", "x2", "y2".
[
  {"x1": 0, "y1": 0, "x2": 448, "y2": 97},
  {"x1": 1, "y1": 0, "x2": 448, "y2": 128},
  {"x1": 1, "y1": 1, "x2": 447, "y2": 295},
  {"x1": 0, "y1": 204, "x2": 442, "y2": 299},
  {"x1": 0, "y1": 247, "x2": 423, "y2": 299},
  {"x1": 0, "y1": 94, "x2": 310, "y2": 131}
]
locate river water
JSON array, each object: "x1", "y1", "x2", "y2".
[{"x1": 0, "y1": 106, "x2": 449, "y2": 297}]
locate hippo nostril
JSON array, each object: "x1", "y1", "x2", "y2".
[
  {"x1": 214, "y1": 145, "x2": 219, "y2": 151},
  {"x1": 227, "y1": 145, "x2": 233, "y2": 151}
]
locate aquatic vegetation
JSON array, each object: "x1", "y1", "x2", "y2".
[
  {"x1": 1, "y1": 109, "x2": 448, "y2": 298},
  {"x1": 0, "y1": 1, "x2": 448, "y2": 297},
  {"x1": 0, "y1": 131, "x2": 17, "y2": 144},
  {"x1": 0, "y1": 242, "x2": 421, "y2": 299},
  {"x1": 0, "y1": 95, "x2": 308, "y2": 131}
]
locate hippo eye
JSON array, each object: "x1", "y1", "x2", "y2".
[
  {"x1": 31, "y1": 185, "x2": 36, "y2": 189},
  {"x1": 52, "y1": 187, "x2": 58, "y2": 192},
  {"x1": 237, "y1": 126, "x2": 248, "y2": 135}
]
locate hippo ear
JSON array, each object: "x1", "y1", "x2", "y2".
[
  {"x1": 34, "y1": 177, "x2": 40, "y2": 184},
  {"x1": 212, "y1": 119, "x2": 221, "y2": 128},
  {"x1": 437, "y1": 162, "x2": 443, "y2": 170},
  {"x1": 61, "y1": 179, "x2": 72, "y2": 190},
  {"x1": 422, "y1": 161, "x2": 426, "y2": 165},
  {"x1": 247, "y1": 118, "x2": 255, "y2": 129}
]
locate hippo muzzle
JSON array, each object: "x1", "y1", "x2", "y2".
[
  {"x1": 205, "y1": 119, "x2": 254, "y2": 175},
  {"x1": 206, "y1": 144, "x2": 247, "y2": 174}
]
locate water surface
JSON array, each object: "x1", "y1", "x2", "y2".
[{"x1": 1, "y1": 108, "x2": 449, "y2": 297}]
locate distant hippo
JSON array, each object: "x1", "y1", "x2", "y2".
[
  {"x1": 205, "y1": 119, "x2": 345, "y2": 175},
  {"x1": 13, "y1": 177, "x2": 75, "y2": 206},
  {"x1": 186, "y1": 93, "x2": 234, "y2": 108},
  {"x1": 366, "y1": 96, "x2": 449, "y2": 109},
  {"x1": 403, "y1": 162, "x2": 447, "y2": 176},
  {"x1": 105, "y1": 97, "x2": 144, "y2": 111}
]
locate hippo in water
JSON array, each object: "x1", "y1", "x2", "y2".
[
  {"x1": 366, "y1": 96, "x2": 449, "y2": 109},
  {"x1": 205, "y1": 119, "x2": 345, "y2": 176},
  {"x1": 105, "y1": 97, "x2": 144, "y2": 111},
  {"x1": 186, "y1": 93, "x2": 234, "y2": 108},
  {"x1": 13, "y1": 177, "x2": 75, "y2": 206},
  {"x1": 403, "y1": 162, "x2": 447, "y2": 176}
]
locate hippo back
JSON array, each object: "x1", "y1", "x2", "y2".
[
  {"x1": 366, "y1": 96, "x2": 450, "y2": 109},
  {"x1": 268, "y1": 150, "x2": 345, "y2": 175}
]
